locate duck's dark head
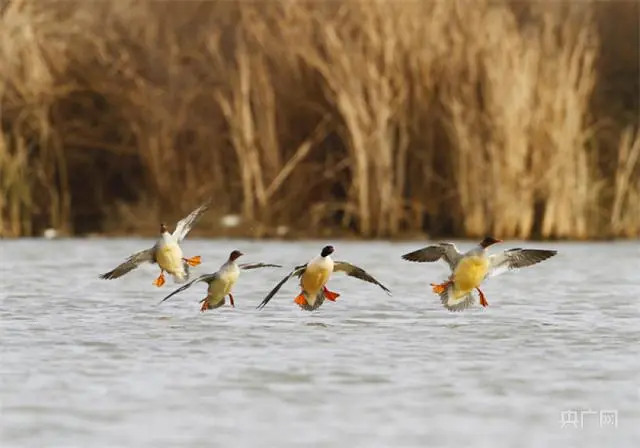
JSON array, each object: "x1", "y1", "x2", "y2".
[
  {"x1": 320, "y1": 245, "x2": 335, "y2": 257},
  {"x1": 479, "y1": 236, "x2": 503, "y2": 248},
  {"x1": 229, "y1": 250, "x2": 244, "y2": 261},
  {"x1": 160, "y1": 223, "x2": 168, "y2": 234}
]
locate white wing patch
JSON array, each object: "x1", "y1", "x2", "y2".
[
  {"x1": 172, "y1": 200, "x2": 211, "y2": 242},
  {"x1": 486, "y1": 248, "x2": 558, "y2": 279}
]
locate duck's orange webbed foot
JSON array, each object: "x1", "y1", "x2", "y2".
[
  {"x1": 430, "y1": 280, "x2": 452, "y2": 294},
  {"x1": 476, "y1": 287, "x2": 489, "y2": 307},
  {"x1": 228, "y1": 293, "x2": 235, "y2": 308},
  {"x1": 153, "y1": 271, "x2": 166, "y2": 287},
  {"x1": 294, "y1": 293, "x2": 307, "y2": 306},
  {"x1": 184, "y1": 255, "x2": 202, "y2": 267},
  {"x1": 200, "y1": 300, "x2": 210, "y2": 312},
  {"x1": 322, "y1": 286, "x2": 340, "y2": 301}
]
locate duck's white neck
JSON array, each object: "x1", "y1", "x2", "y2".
[{"x1": 309, "y1": 254, "x2": 334, "y2": 270}]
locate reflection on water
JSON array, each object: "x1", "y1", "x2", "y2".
[{"x1": 1, "y1": 239, "x2": 639, "y2": 448}]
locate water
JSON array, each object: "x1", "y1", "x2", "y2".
[{"x1": 1, "y1": 238, "x2": 638, "y2": 447}]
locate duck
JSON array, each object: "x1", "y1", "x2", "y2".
[
  {"x1": 99, "y1": 201, "x2": 210, "y2": 287},
  {"x1": 256, "y1": 245, "x2": 391, "y2": 311},
  {"x1": 401, "y1": 236, "x2": 558, "y2": 311},
  {"x1": 158, "y1": 250, "x2": 282, "y2": 312}
]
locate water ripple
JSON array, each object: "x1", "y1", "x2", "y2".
[{"x1": 1, "y1": 239, "x2": 638, "y2": 448}]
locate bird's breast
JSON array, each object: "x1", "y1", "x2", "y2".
[
  {"x1": 155, "y1": 242, "x2": 183, "y2": 274},
  {"x1": 216, "y1": 267, "x2": 240, "y2": 295},
  {"x1": 301, "y1": 263, "x2": 331, "y2": 294},
  {"x1": 453, "y1": 256, "x2": 489, "y2": 292}
]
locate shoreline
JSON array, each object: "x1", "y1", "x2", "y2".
[{"x1": 1, "y1": 229, "x2": 637, "y2": 243}]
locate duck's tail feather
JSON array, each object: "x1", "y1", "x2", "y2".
[
  {"x1": 294, "y1": 289, "x2": 326, "y2": 312},
  {"x1": 170, "y1": 261, "x2": 191, "y2": 284},
  {"x1": 438, "y1": 283, "x2": 476, "y2": 312}
]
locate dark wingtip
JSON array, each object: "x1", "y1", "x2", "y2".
[
  {"x1": 530, "y1": 248, "x2": 558, "y2": 258},
  {"x1": 401, "y1": 252, "x2": 415, "y2": 261},
  {"x1": 542, "y1": 249, "x2": 559, "y2": 259},
  {"x1": 401, "y1": 252, "x2": 423, "y2": 263}
]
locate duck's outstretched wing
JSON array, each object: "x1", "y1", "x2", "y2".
[
  {"x1": 99, "y1": 248, "x2": 155, "y2": 280},
  {"x1": 172, "y1": 200, "x2": 211, "y2": 242},
  {"x1": 333, "y1": 261, "x2": 392, "y2": 295},
  {"x1": 239, "y1": 262, "x2": 283, "y2": 270},
  {"x1": 158, "y1": 273, "x2": 218, "y2": 304},
  {"x1": 486, "y1": 248, "x2": 557, "y2": 279},
  {"x1": 256, "y1": 264, "x2": 307, "y2": 310},
  {"x1": 401, "y1": 243, "x2": 462, "y2": 270}
]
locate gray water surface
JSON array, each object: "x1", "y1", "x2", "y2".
[{"x1": 1, "y1": 239, "x2": 639, "y2": 448}]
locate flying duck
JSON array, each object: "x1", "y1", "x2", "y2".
[
  {"x1": 99, "y1": 201, "x2": 210, "y2": 287},
  {"x1": 256, "y1": 245, "x2": 391, "y2": 311},
  {"x1": 401, "y1": 237, "x2": 558, "y2": 311},
  {"x1": 158, "y1": 250, "x2": 282, "y2": 311}
]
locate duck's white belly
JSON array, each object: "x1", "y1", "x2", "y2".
[
  {"x1": 156, "y1": 242, "x2": 184, "y2": 275},
  {"x1": 453, "y1": 256, "x2": 489, "y2": 293},
  {"x1": 209, "y1": 268, "x2": 240, "y2": 300},
  {"x1": 301, "y1": 256, "x2": 333, "y2": 305}
]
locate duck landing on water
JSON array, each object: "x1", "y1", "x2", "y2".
[{"x1": 401, "y1": 236, "x2": 558, "y2": 311}]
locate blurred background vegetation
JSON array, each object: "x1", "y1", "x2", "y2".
[{"x1": 0, "y1": 0, "x2": 638, "y2": 239}]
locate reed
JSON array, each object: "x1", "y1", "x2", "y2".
[{"x1": 0, "y1": 0, "x2": 637, "y2": 239}]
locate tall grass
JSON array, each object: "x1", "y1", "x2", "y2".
[{"x1": 0, "y1": 0, "x2": 637, "y2": 239}]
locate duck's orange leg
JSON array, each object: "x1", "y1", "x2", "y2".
[
  {"x1": 322, "y1": 285, "x2": 340, "y2": 301},
  {"x1": 153, "y1": 270, "x2": 166, "y2": 287},
  {"x1": 294, "y1": 292, "x2": 307, "y2": 306},
  {"x1": 430, "y1": 279, "x2": 453, "y2": 294},
  {"x1": 200, "y1": 299, "x2": 210, "y2": 312},
  {"x1": 476, "y1": 287, "x2": 489, "y2": 307},
  {"x1": 228, "y1": 293, "x2": 235, "y2": 308},
  {"x1": 183, "y1": 255, "x2": 202, "y2": 267}
]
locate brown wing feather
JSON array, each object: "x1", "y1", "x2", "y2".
[
  {"x1": 99, "y1": 248, "x2": 155, "y2": 280},
  {"x1": 401, "y1": 246, "x2": 446, "y2": 263},
  {"x1": 239, "y1": 262, "x2": 283, "y2": 270},
  {"x1": 486, "y1": 248, "x2": 557, "y2": 278},
  {"x1": 401, "y1": 243, "x2": 461, "y2": 270},
  {"x1": 333, "y1": 261, "x2": 392, "y2": 295},
  {"x1": 158, "y1": 273, "x2": 218, "y2": 304},
  {"x1": 172, "y1": 200, "x2": 211, "y2": 242},
  {"x1": 256, "y1": 265, "x2": 307, "y2": 310}
]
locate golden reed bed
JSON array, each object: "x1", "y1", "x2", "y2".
[{"x1": 0, "y1": 0, "x2": 638, "y2": 239}]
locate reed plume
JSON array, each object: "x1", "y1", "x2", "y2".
[{"x1": 0, "y1": 0, "x2": 637, "y2": 239}]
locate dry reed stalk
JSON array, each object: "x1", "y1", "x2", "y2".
[
  {"x1": 531, "y1": 6, "x2": 598, "y2": 239},
  {"x1": 0, "y1": 0, "x2": 636, "y2": 239},
  {"x1": 0, "y1": 0, "x2": 73, "y2": 236},
  {"x1": 213, "y1": 30, "x2": 265, "y2": 222},
  {"x1": 393, "y1": 2, "x2": 454, "y2": 235},
  {"x1": 441, "y1": 1, "x2": 515, "y2": 237},
  {"x1": 279, "y1": 1, "x2": 414, "y2": 237},
  {"x1": 0, "y1": 135, "x2": 32, "y2": 237},
  {"x1": 610, "y1": 127, "x2": 640, "y2": 237},
  {"x1": 441, "y1": 1, "x2": 600, "y2": 239},
  {"x1": 481, "y1": 8, "x2": 540, "y2": 239},
  {"x1": 207, "y1": 3, "x2": 335, "y2": 231}
]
